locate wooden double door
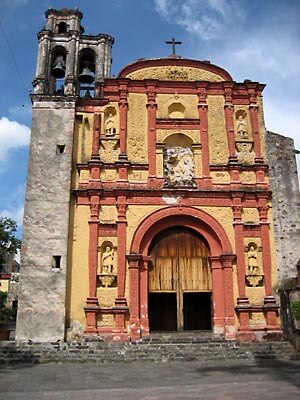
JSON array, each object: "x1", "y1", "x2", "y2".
[{"x1": 148, "y1": 227, "x2": 212, "y2": 331}]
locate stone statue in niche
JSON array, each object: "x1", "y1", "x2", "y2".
[
  {"x1": 98, "y1": 245, "x2": 117, "y2": 288},
  {"x1": 101, "y1": 246, "x2": 115, "y2": 274},
  {"x1": 164, "y1": 147, "x2": 195, "y2": 187},
  {"x1": 236, "y1": 114, "x2": 248, "y2": 138},
  {"x1": 247, "y1": 245, "x2": 260, "y2": 275},
  {"x1": 105, "y1": 113, "x2": 116, "y2": 136},
  {"x1": 245, "y1": 243, "x2": 264, "y2": 287}
]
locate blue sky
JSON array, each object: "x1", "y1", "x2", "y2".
[{"x1": 0, "y1": 0, "x2": 299, "y2": 238}]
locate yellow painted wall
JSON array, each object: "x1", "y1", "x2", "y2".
[
  {"x1": 207, "y1": 96, "x2": 229, "y2": 164},
  {"x1": 127, "y1": 93, "x2": 148, "y2": 163}
]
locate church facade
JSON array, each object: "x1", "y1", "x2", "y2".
[{"x1": 16, "y1": 9, "x2": 299, "y2": 343}]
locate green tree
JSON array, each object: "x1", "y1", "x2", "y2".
[{"x1": 0, "y1": 217, "x2": 21, "y2": 273}]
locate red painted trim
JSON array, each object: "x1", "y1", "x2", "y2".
[
  {"x1": 156, "y1": 119, "x2": 200, "y2": 130},
  {"x1": 249, "y1": 105, "x2": 262, "y2": 159}
]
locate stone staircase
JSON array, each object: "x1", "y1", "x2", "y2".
[{"x1": 0, "y1": 332, "x2": 298, "y2": 364}]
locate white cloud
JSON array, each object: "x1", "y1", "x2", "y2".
[
  {"x1": 0, "y1": 117, "x2": 30, "y2": 162},
  {"x1": 0, "y1": 206, "x2": 24, "y2": 229},
  {"x1": 153, "y1": 0, "x2": 244, "y2": 40},
  {"x1": 232, "y1": 34, "x2": 300, "y2": 80},
  {"x1": 264, "y1": 98, "x2": 300, "y2": 150}
]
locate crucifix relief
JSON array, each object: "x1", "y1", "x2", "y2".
[{"x1": 166, "y1": 37, "x2": 182, "y2": 57}]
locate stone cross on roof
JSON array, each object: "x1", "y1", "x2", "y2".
[{"x1": 165, "y1": 38, "x2": 182, "y2": 57}]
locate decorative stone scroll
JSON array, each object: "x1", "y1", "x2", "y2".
[
  {"x1": 98, "y1": 244, "x2": 117, "y2": 288},
  {"x1": 164, "y1": 147, "x2": 196, "y2": 187},
  {"x1": 245, "y1": 242, "x2": 264, "y2": 287}
]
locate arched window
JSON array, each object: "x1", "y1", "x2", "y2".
[
  {"x1": 50, "y1": 46, "x2": 67, "y2": 95},
  {"x1": 57, "y1": 22, "x2": 68, "y2": 34}
]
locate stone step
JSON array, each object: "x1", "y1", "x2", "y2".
[{"x1": 0, "y1": 338, "x2": 298, "y2": 364}]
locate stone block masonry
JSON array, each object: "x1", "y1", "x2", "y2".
[{"x1": 16, "y1": 101, "x2": 76, "y2": 342}]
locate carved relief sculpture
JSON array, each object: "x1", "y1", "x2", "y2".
[
  {"x1": 164, "y1": 147, "x2": 195, "y2": 187},
  {"x1": 245, "y1": 243, "x2": 264, "y2": 287}
]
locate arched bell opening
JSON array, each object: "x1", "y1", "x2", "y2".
[
  {"x1": 148, "y1": 226, "x2": 212, "y2": 332},
  {"x1": 78, "y1": 49, "x2": 96, "y2": 97},
  {"x1": 57, "y1": 21, "x2": 68, "y2": 34},
  {"x1": 50, "y1": 46, "x2": 67, "y2": 95}
]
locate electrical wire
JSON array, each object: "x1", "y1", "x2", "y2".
[{"x1": 0, "y1": 18, "x2": 28, "y2": 95}]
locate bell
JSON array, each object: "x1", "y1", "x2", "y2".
[
  {"x1": 78, "y1": 63, "x2": 95, "y2": 84},
  {"x1": 51, "y1": 55, "x2": 66, "y2": 79}
]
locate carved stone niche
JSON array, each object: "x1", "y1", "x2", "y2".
[
  {"x1": 245, "y1": 242, "x2": 264, "y2": 288},
  {"x1": 163, "y1": 146, "x2": 196, "y2": 187},
  {"x1": 98, "y1": 242, "x2": 117, "y2": 288}
]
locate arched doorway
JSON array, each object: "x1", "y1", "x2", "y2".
[
  {"x1": 128, "y1": 206, "x2": 236, "y2": 341},
  {"x1": 148, "y1": 227, "x2": 212, "y2": 332}
]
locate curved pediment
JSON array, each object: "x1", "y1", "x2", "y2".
[{"x1": 118, "y1": 58, "x2": 233, "y2": 82}]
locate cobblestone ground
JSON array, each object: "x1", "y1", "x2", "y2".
[{"x1": 0, "y1": 359, "x2": 299, "y2": 399}]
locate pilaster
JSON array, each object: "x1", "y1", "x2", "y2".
[
  {"x1": 127, "y1": 253, "x2": 142, "y2": 341},
  {"x1": 146, "y1": 82, "x2": 157, "y2": 186}
]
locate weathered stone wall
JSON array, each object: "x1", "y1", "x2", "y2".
[
  {"x1": 16, "y1": 100, "x2": 75, "y2": 342},
  {"x1": 265, "y1": 131, "x2": 300, "y2": 284}
]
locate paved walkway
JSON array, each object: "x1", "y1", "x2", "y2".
[{"x1": 0, "y1": 359, "x2": 299, "y2": 399}]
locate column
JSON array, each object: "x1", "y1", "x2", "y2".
[
  {"x1": 117, "y1": 82, "x2": 129, "y2": 185},
  {"x1": 221, "y1": 254, "x2": 236, "y2": 339},
  {"x1": 65, "y1": 33, "x2": 77, "y2": 95},
  {"x1": 146, "y1": 83, "x2": 157, "y2": 186},
  {"x1": 139, "y1": 257, "x2": 150, "y2": 336},
  {"x1": 88, "y1": 113, "x2": 102, "y2": 190},
  {"x1": 118, "y1": 82, "x2": 128, "y2": 159},
  {"x1": 223, "y1": 84, "x2": 237, "y2": 161},
  {"x1": 258, "y1": 197, "x2": 279, "y2": 330},
  {"x1": 91, "y1": 113, "x2": 101, "y2": 160},
  {"x1": 198, "y1": 103, "x2": 211, "y2": 184},
  {"x1": 127, "y1": 254, "x2": 142, "y2": 341},
  {"x1": 249, "y1": 104, "x2": 263, "y2": 162},
  {"x1": 232, "y1": 199, "x2": 252, "y2": 336},
  {"x1": 114, "y1": 196, "x2": 128, "y2": 328},
  {"x1": 84, "y1": 196, "x2": 100, "y2": 334},
  {"x1": 210, "y1": 256, "x2": 225, "y2": 337}
]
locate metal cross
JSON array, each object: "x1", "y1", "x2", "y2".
[{"x1": 166, "y1": 38, "x2": 182, "y2": 56}]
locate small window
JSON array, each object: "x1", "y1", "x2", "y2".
[
  {"x1": 56, "y1": 144, "x2": 65, "y2": 154},
  {"x1": 58, "y1": 22, "x2": 68, "y2": 34},
  {"x1": 52, "y1": 256, "x2": 61, "y2": 269}
]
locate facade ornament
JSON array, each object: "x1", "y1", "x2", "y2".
[{"x1": 164, "y1": 147, "x2": 195, "y2": 187}]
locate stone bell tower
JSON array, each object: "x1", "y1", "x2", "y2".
[
  {"x1": 16, "y1": 9, "x2": 114, "y2": 342},
  {"x1": 33, "y1": 8, "x2": 114, "y2": 96}
]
